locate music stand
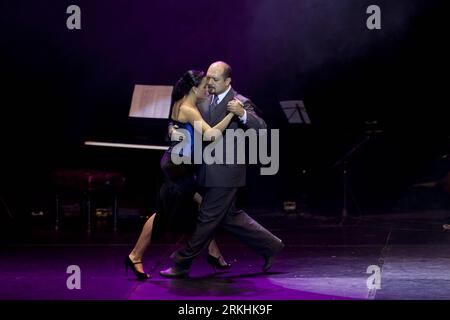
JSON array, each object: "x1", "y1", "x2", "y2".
[
  {"x1": 280, "y1": 100, "x2": 312, "y2": 215},
  {"x1": 0, "y1": 196, "x2": 14, "y2": 220},
  {"x1": 280, "y1": 100, "x2": 311, "y2": 124},
  {"x1": 332, "y1": 121, "x2": 383, "y2": 225}
]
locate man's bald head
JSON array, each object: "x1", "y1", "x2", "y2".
[
  {"x1": 206, "y1": 61, "x2": 232, "y2": 95},
  {"x1": 209, "y1": 61, "x2": 232, "y2": 79}
]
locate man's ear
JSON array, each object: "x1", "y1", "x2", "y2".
[{"x1": 225, "y1": 77, "x2": 232, "y2": 86}]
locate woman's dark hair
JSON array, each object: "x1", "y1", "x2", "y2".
[{"x1": 170, "y1": 70, "x2": 205, "y2": 111}]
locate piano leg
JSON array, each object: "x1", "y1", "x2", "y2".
[{"x1": 113, "y1": 193, "x2": 118, "y2": 232}]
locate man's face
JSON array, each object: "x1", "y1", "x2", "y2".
[{"x1": 206, "y1": 65, "x2": 230, "y2": 95}]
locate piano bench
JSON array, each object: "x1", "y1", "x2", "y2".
[{"x1": 52, "y1": 170, "x2": 125, "y2": 233}]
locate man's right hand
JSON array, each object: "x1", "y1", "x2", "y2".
[{"x1": 169, "y1": 125, "x2": 184, "y2": 141}]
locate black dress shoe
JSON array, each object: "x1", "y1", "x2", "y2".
[
  {"x1": 262, "y1": 241, "x2": 285, "y2": 272},
  {"x1": 160, "y1": 266, "x2": 189, "y2": 278},
  {"x1": 262, "y1": 255, "x2": 275, "y2": 273}
]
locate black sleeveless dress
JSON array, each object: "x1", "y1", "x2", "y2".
[{"x1": 151, "y1": 120, "x2": 198, "y2": 239}]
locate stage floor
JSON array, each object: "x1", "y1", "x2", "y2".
[{"x1": 1, "y1": 210, "x2": 450, "y2": 300}]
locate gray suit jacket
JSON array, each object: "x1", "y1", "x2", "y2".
[{"x1": 196, "y1": 88, "x2": 267, "y2": 187}]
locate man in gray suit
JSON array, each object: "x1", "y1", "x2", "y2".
[{"x1": 160, "y1": 61, "x2": 284, "y2": 277}]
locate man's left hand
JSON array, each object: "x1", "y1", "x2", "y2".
[
  {"x1": 227, "y1": 99, "x2": 245, "y2": 117},
  {"x1": 170, "y1": 125, "x2": 184, "y2": 141}
]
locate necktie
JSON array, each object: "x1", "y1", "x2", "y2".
[{"x1": 210, "y1": 95, "x2": 219, "y2": 109}]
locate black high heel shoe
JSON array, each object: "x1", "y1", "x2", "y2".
[
  {"x1": 207, "y1": 254, "x2": 231, "y2": 272},
  {"x1": 124, "y1": 256, "x2": 150, "y2": 280}
]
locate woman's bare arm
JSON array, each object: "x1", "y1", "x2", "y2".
[{"x1": 179, "y1": 104, "x2": 234, "y2": 135}]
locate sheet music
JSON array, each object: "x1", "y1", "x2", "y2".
[{"x1": 129, "y1": 85, "x2": 173, "y2": 119}]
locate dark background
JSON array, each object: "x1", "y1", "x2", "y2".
[{"x1": 1, "y1": 0, "x2": 448, "y2": 223}]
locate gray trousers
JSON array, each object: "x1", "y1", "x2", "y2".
[{"x1": 173, "y1": 187, "x2": 283, "y2": 268}]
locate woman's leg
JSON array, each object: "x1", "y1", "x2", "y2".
[
  {"x1": 128, "y1": 213, "x2": 156, "y2": 273},
  {"x1": 207, "y1": 238, "x2": 229, "y2": 265},
  {"x1": 207, "y1": 238, "x2": 221, "y2": 257}
]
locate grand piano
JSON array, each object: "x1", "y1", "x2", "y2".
[{"x1": 85, "y1": 84, "x2": 173, "y2": 151}]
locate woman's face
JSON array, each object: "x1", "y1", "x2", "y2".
[{"x1": 194, "y1": 77, "x2": 209, "y2": 100}]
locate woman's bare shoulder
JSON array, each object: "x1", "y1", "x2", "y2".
[
  {"x1": 177, "y1": 103, "x2": 200, "y2": 122},
  {"x1": 179, "y1": 103, "x2": 199, "y2": 115}
]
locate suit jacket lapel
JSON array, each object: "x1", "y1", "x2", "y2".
[{"x1": 210, "y1": 89, "x2": 236, "y2": 125}]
